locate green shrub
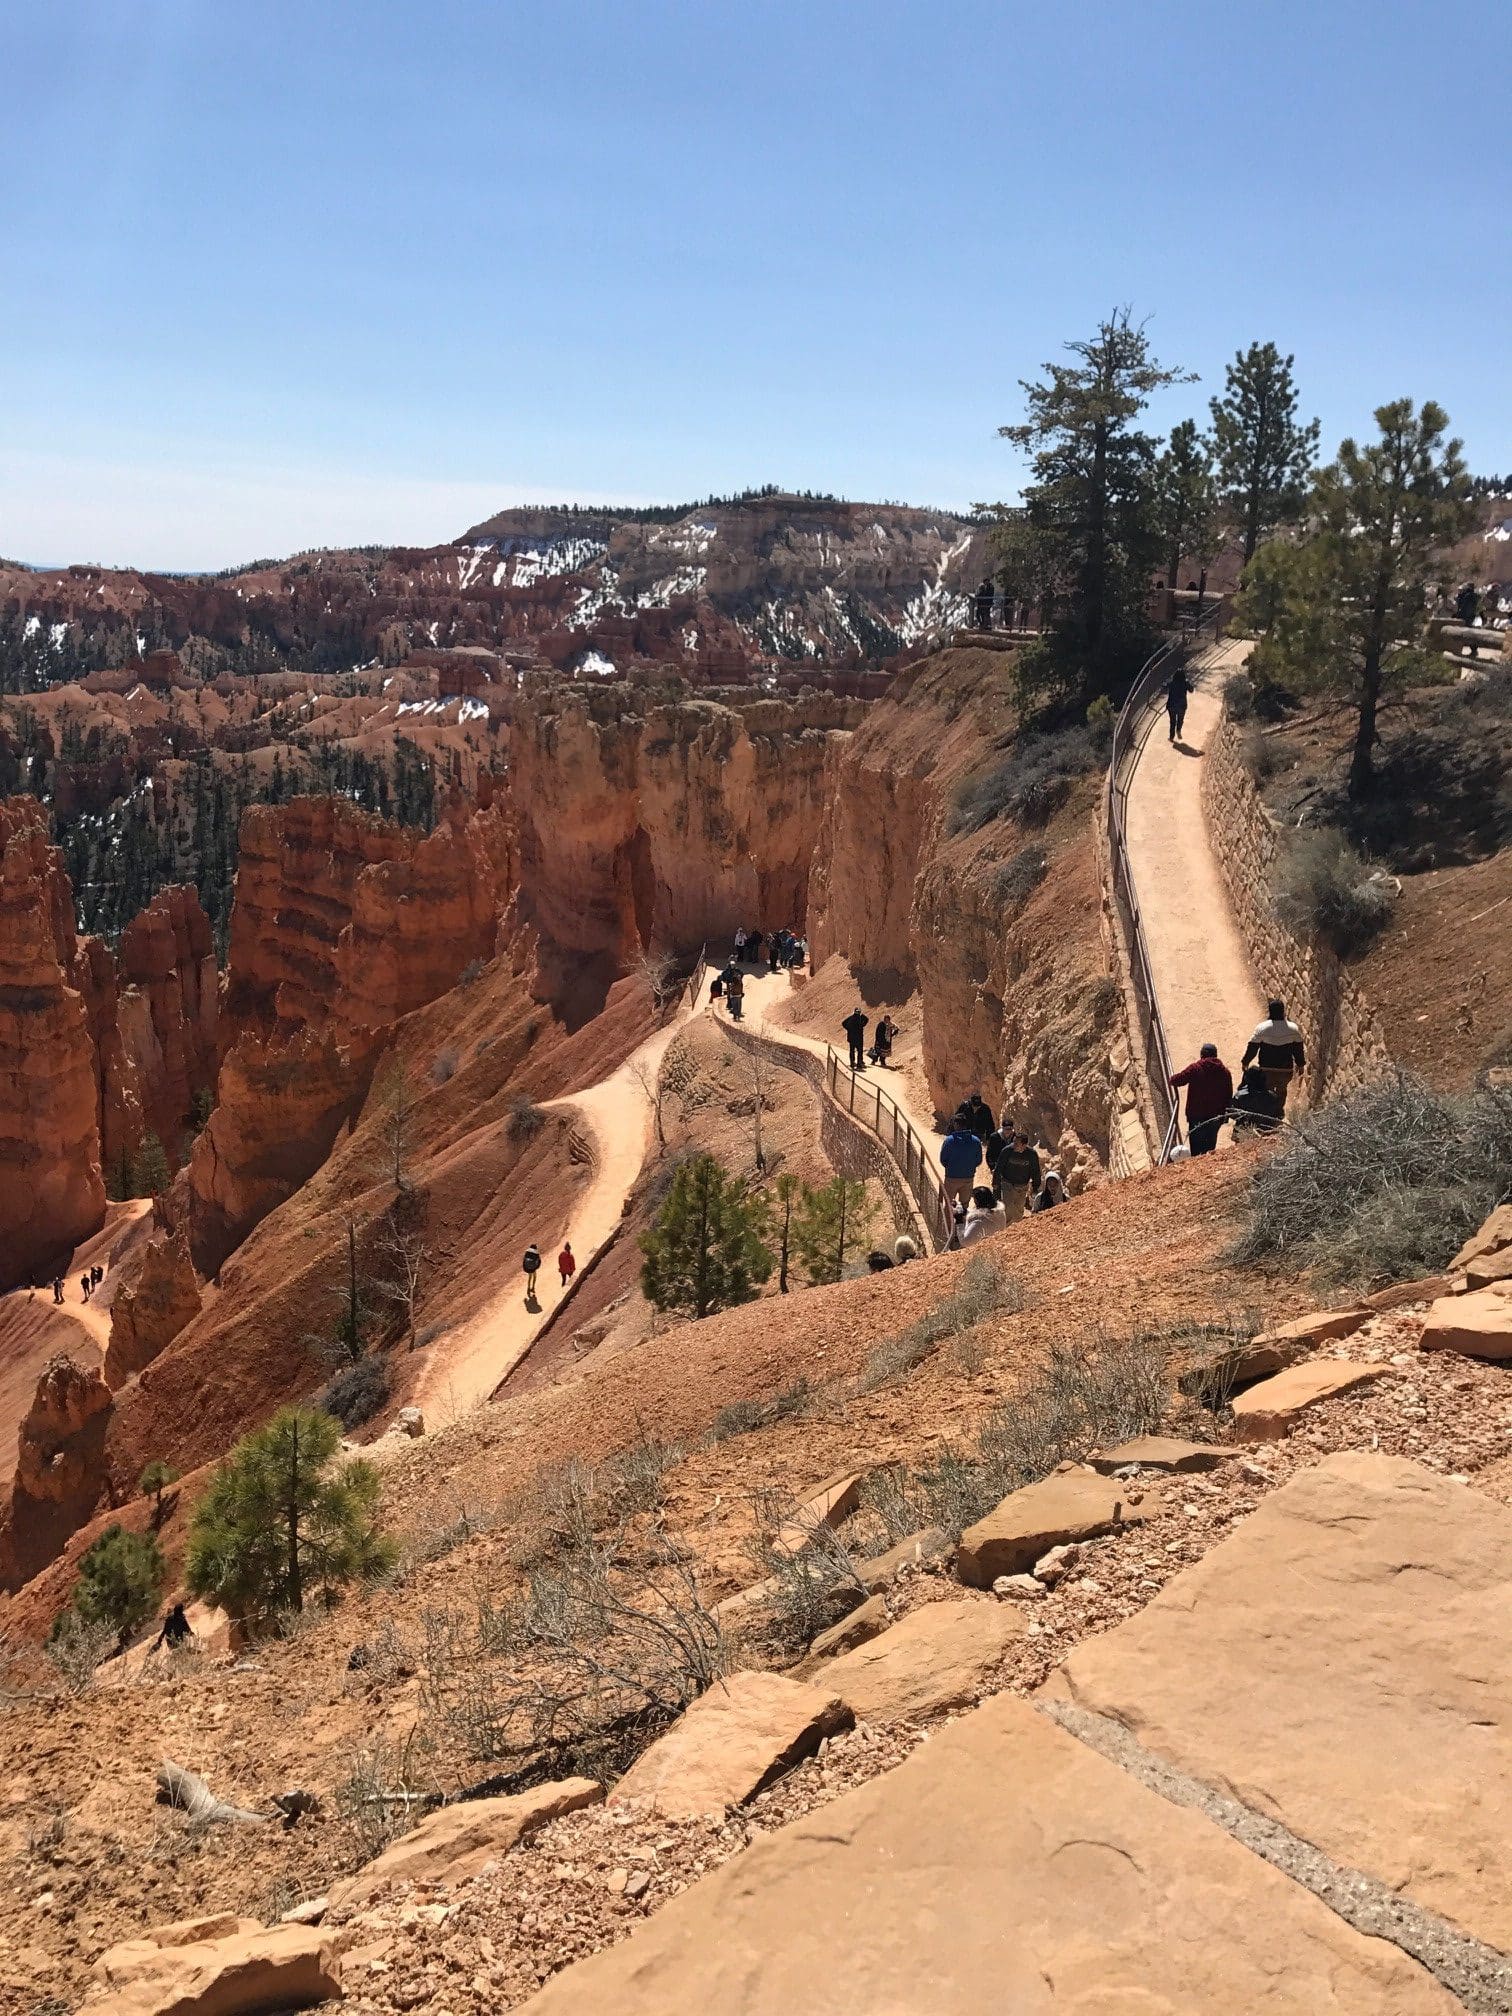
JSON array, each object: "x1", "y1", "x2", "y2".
[
  {"x1": 506, "y1": 1092, "x2": 548, "y2": 1141},
  {"x1": 1271, "y1": 827, "x2": 1395, "y2": 957},
  {"x1": 186, "y1": 1407, "x2": 395, "y2": 1630},
  {"x1": 319, "y1": 1355, "x2": 391, "y2": 1430},
  {"x1": 64, "y1": 1525, "x2": 166, "y2": 1645},
  {"x1": 1229, "y1": 1073, "x2": 1512, "y2": 1287},
  {"x1": 639, "y1": 1153, "x2": 772, "y2": 1317},
  {"x1": 949, "y1": 721, "x2": 1108, "y2": 836}
]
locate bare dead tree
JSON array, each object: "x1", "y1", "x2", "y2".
[
  {"x1": 742, "y1": 1041, "x2": 774, "y2": 1173},
  {"x1": 375, "y1": 1061, "x2": 416, "y2": 1194},
  {"x1": 377, "y1": 1197, "x2": 433, "y2": 1351},
  {"x1": 634, "y1": 948, "x2": 679, "y2": 1020},
  {"x1": 629, "y1": 1057, "x2": 669, "y2": 1150}
]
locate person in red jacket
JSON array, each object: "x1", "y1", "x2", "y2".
[
  {"x1": 558, "y1": 1241, "x2": 576, "y2": 1289},
  {"x1": 1170, "y1": 1043, "x2": 1234, "y2": 1155}
]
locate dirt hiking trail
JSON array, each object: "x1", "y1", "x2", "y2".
[{"x1": 1124, "y1": 640, "x2": 1262, "y2": 1106}]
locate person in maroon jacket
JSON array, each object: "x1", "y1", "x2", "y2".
[{"x1": 1170, "y1": 1043, "x2": 1234, "y2": 1155}]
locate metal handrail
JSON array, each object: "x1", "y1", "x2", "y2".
[
  {"x1": 1105, "y1": 603, "x2": 1226, "y2": 1165},
  {"x1": 824, "y1": 1044, "x2": 954, "y2": 1250}
]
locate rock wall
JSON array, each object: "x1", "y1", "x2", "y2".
[
  {"x1": 0, "y1": 801, "x2": 106, "y2": 1289},
  {"x1": 807, "y1": 649, "x2": 1117, "y2": 1177},
  {"x1": 103, "y1": 1228, "x2": 203, "y2": 1389},
  {"x1": 189, "y1": 789, "x2": 515, "y2": 1271},
  {"x1": 508, "y1": 686, "x2": 855, "y2": 991},
  {"x1": 1201, "y1": 709, "x2": 1391, "y2": 1103},
  {"x1": 0, "y1": 1354, "x2": 113, "y2": 1589}
]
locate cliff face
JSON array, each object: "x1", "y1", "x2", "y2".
[
  {"x1": 807, "y1": 647, "x2": 1118, "y2": 1176},
  {"x1": 189, "y1": 789, "x2": 515, "y2": 1271},
  {"x1": 508, "y1": 685, "x2": 854, "y2": 994},
  {"x1": 102, "y1": 1227, "x2": 203, "y2": 1389},
  {"x1": 0, "y1": 801, "x2": 106, "y2": 1289},
  {"x1": 1, "y1": 1354, "x2": 113, "y2": 1589}
]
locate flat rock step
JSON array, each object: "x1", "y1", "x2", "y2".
[
  {"x1": 1230, "y1": 1360, "x2": 1382, "y2": 1441},
  {"x1": 1421, "y1": 1287, "x2": 1512, "y2": 1359},
  {"x1": 515, "y1": 1691, "x2": 1454, "y2": 2014},
  {"x1": 1048, "y1": 1451, "x2": 1512, "y2": 1953},
  {"x1": 957, "y1": 1466, "x2": 1159, "y2": 1586},
  {"x1": 819, "y1": 1600, "x2": 1023, "y2": 1723},
  {"x1": 612, "y1": 1670, "x2": 851, "y2": 1819}
]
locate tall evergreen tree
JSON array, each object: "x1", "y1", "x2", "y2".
[
  {"x1": 1238, "y1": 399, "x2": 1475, "y2": 798},
  {"x1": 63, "y1": 1524, "x2": 166, "y2": 1647},
  {"x1": 1153, "y1": 420, "x2": 1219, "y2": 597},
  {"x1": 1210, "y1": 342, "x2": 1320, "y2": 564},
  {"x1": 998, "y1": 310, "x2": 1193, "y2": 707},
  {"x1": 639, "y1": 1154, "x2": 772, "y2": 1318}
]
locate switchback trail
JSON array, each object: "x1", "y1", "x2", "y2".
[{"x1": 1123, "y1": 639, "x2": 1261, "y2": 1112}]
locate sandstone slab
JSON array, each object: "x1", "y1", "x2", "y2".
[
  {"x1": 612, "y1": 1671, "x2": 850, "y2": 1818},
  {"x1": 327, "y1": 1778, "x2": 601, "y2": 1912},
  {"x1": 1230, "y1": 1359, "x2": 1382, "y2": 1441},
  {"x1": 1419, "y1": 1288, "x2": 1512, "y2": 1360},
  {"x1": 821, "y1": 1599, "x2": 1022, "y2": 1722},
  {"x1": 1452, "y1": 1203, "x2": 1512, "y2": 1273},
  {"x1": 855, "y1": 1524, "x2": 950, "y2": 1589},
  {"x1": 1090, "y1": 1435, "x2": 1239, "y2": 1475},
  {"x1": 1253, "y1": 1308, "x2": 1368, "y2": 1349},
  {"x1": 956, "y1": 1468, "x2": 1156, "y2": 1586},
  {"x1": 1465, "y1": 1247, "x2": 1512, "y2": 1292},
  {"x1": 83, "y1": 1920, "x2": 340, "y2": 2016},
  {"x1": 771, "y1": 1469, "x2": 863, "y2": 1557},
  {"x1": 516, "y1": 1692, "x2": 1455, "y2": 2015},
  {"x1": 1049, "y1": 1452, "x2": 1512, "y2": 1950},
  {"x1": 1360, "y1": 1274, "x2": 1454, "y2": 1312},
  {"x1": 799, "y1": 1592, "x2": 889, "y2": 1664}
]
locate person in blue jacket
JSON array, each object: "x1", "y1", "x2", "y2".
[{"x1": 940, "y1": 1116, "x2": 984, "y2": 1208}]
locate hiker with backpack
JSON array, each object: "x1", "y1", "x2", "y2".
[
  {"x1": 523, "y1": 1244, "x2": 542, "y2": 1303},
  {"x1": 842, "y1": 1007, "x2": 869, "y2": 1070}
]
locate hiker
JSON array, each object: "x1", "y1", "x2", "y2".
[
  {"x1": 992, "y1": 1129, "x2": 1041, "y2": 1222},
  {"x1": 893, "y1": 1235, "x2": 918, "y2": 1265},
  {"x1": 974, "y1": 579, "x2": 994, "y2": 631},
  {"x1": 1241, "y1": 998, "x2": 1306, "y2": 1112},
  {"x1": 522, "y1": 1244, "x2": 542, "y2": 1302},
  {"x1": 962, "y1": 1092, "x2": 996, "y2": 1142},
  {"x1": 1456, "y1": 582, "x2": 1480, "y2": 627},
  {"x1": 558, "y1": 1241, "x2": 576, "y2": 1289},
  {"x1": 151, "y1": 1603, "x2": 192, "y2": 1653},
  {"x1": 1166, "y1": 665, "x2": 1190, "y2": 742},
  {"x1": 788, "y1": 934, "x2": 807, "y2": 970},
  {"x1": 872, "y1": 1014, "x2": 896, "y2": 1067},
  {"x1": 940, "y1": 1117, "x2": 984, "y2": 1207},
  {"x1": 80, "y1": 1273, "x2": 91, "y2": 1302},
  {"x1": 721, "y1": 964, "x2": 745, "y2": 1020},
  {"x1": 1031, "y1": 1169, "x2": 1069, "y2": 1213},
  {"x1": 1170, "y1": 1043, "x2": 1233, "y2": 1155},
  {"x1": 768, "y1": 931, "x2": 784, "y2": 973},
  {"x1": 52, "y1": 1276, "x2": 64, "y2": 1304},
  {"x1": 866, "y1": 1249, "x2": 895, "y2": 1272},
  {"x1": 842, "y1": 1006, "x2": 869, "y2": 1070},
  {"x1": 1230, "y1": 1066, "x2": 1283, "y2": 1135},
  {"x1": 91, "y1": 1263, "x2": 103, "y2": 1288},
  {"x1": 959, "y1": 1185, "x2": 1007, "y2": 1248},
  {"x1": 745, "y1": 929, "x2": 764, "y2": 966},
  {"x1": 733, "y1": 926, "x2": 748, "y2": 960}
]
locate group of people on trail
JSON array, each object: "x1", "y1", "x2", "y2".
[
  {"x1": 36, "y1": 1260, "x2": 104, "y2": 1305},
  {"x1": 522, "y1": 1241, "x2": 576, "y2": 1307},
  {"x1": 1168, "y1": 997, "x2": 1307, "y2": 1154},
  {"x1": 712, "y1": 926, "x2": 807, "y2": 1022},
  {"x1": 939, "y1": 1091, "x2": 1067, "y2": 1244},
  {"x1": 841, "y1": 1006, "x2": 898, "y2": 1071}
]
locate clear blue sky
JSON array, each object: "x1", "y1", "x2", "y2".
[{"x1": 2, "y1": 0, "x2": 1506, "y2": 570}]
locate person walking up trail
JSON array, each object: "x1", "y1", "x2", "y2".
[
  {"x1": 1032, "y1": 1169, "x2": 1069, "y2": 1212},
  {"x1": 1242, "y1": 999, "x2": 1306, "y2": 1113},
  {"x1": 992, "y1": 1129, "x2": 1041, "y2": 1223},
  {"x1": 723, "y1": 966, "x2": 745, "y2": 1021},
  {"x1": 959, "y1": 1186, "x2": 1007, "y2": 1248},
  {"x1": 522, "y1": 1244, "x2": 542, "y2": 1306},
  {"x1": 842, "y1": 1007, "x2": 869, "y2": 1071},
  {"x1": 1170, "y1": 1043, "x2": 1233, "y2": 1155},
  {"x1": 962, "y1": 1092, "x2": 996, "y2": 1141},
  {"x1": 940, "y1": 1117, "x2": 984, "y2": 1208},
  {"x1": 558, "y1": 1241, "x2": 576, "y2": 1289},
  {"x1": 1166, "y1": 665, "x2": 1190, "y2": 742},
  {"x1": 872, "y1": 1014, "x2": 897, "y2": 1067}
]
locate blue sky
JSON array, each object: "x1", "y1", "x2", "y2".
[{"x1": 2, "y1": 0, "x2": 1506, "y2": 570}]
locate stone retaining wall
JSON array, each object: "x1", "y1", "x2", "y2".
[
  {"x1": 1201, "y1": 707, "x2": 1392, "y2": 1105},
  {"x1": 717, "y1": 1019, "x2": 936, "y2": 1252}
]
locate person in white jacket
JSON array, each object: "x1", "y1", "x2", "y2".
[
  {"x1": 958, "y1": 1186, "x2": 1008, "y2": 1247},
  {"x1": 1241, "y1": 998, "x2": 1306, "y2": 1111}
]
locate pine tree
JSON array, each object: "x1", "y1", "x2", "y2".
[
  {"x1": 1153, "y1": 419, "x2": 1219, "y2": 595},
  {"x1": 792, "y1": 1176, "x2": 877, "y2": 1286},
  {"x1": 131, "y1": 1131, "x2": 172, "y2": 1197},
  {"x1": 185, "y1": 1406, "x2": 394, "y2": 1627},
  {"x1": 1238, "y1": 399, "x2": 1475, "y2": 799},
  {"x1": 64, "y1": 1524, "x2": 166, "y2": 1646},
  {"x1": 639, "y1": 1153, "x2": 772, "y2": 1318},
  {"x1": 1209, "y1": 342, "x2": 1320, "y2": 564},
  {"x1": 998, "y1": 310, "x2": 1194, "y2": 707},
  {"x1": 771, "y1": 1172, "x2": 803, "y2": 1293},
  {"x1": 138, "y1": 1459, "x2": 181, "y2": 1528}
]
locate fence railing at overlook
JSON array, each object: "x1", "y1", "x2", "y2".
[{"x1": 824, "y1": 1045, "x2": 954, "y2": 1250}]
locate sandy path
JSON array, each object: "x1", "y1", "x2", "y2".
[
  {"x1": 1123, "y1": 640, "x2": 1261, "y2": 1111},
  {"x1": 414, "y1": 1006, "x2": 695, "y2": 1428}
]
